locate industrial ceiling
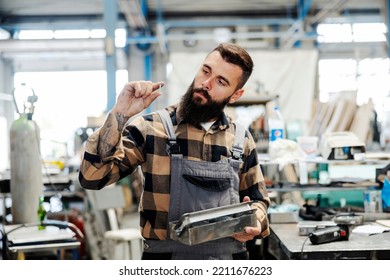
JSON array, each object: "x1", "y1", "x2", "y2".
[
  {"x1": 0, "y1": 1, "x2": 388, "y2": 62},
  {"x1": 0, "y1": 0, "x2": 385, "y2": 19},
  {"x1": 0, "y1": 0, "x2": 386, "y2": 33}
]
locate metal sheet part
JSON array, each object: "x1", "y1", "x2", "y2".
[
  {"x1": 169, "y1": 202, "x2": 257, "y2": 245},
  {"x1": 298, "y1": 221, "x2": 337, "y2": 236}
]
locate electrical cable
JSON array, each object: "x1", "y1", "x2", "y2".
[
  {"x1": 66, "y1": 222, "x2": 85, "y2": 240},
  {"x1": 300, "y1": 235, "x2": 310, "y2": 260}
]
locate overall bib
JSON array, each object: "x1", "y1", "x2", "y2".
[{"x1": 143, "y1": 110, "x2": 247, "y2": 260}]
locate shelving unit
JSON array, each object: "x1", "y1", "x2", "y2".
[
  {"x1": 259, "y1": 154, "x2": 387, "y2": 184},
  {"x1": 259, "y1": 154, "x2": 388, "y2": 208},
  {"x1": 228, "y1": 95, "x2": 279, "y2": 153}
]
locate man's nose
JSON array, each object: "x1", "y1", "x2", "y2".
[{"x1": 201, "y1": 77, "x2": 212, "y2": 90}]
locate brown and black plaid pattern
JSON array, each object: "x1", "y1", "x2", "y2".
[{"x1": 79, "y1": 104, "x2": 270, "y2": 240}]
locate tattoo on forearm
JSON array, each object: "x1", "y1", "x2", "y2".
[
  {"x1": 97, "y1": 112, "x2": 129, "y2": 158},
  {"x1": 115, "y1": 112, "x2": 129, "y2": 132},
  {"x1": 98, "y1": 121, "x2": 116, "y2": 158}
]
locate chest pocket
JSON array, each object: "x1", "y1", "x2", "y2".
[{"x1": 182, "y1": 174, "x2": 231, "y2": 192}]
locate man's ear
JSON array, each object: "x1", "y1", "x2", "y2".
[{"x1": 228, "y1": 89, "x2": 244, "y2": 104}]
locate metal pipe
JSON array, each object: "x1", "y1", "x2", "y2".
[{"x1": 126, "y1": 30, "x2": 318, "y2": 45}]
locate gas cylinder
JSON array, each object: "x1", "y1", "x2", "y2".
[{"x1": 10, "y1": 112, "x2": 43, "y2": 224}]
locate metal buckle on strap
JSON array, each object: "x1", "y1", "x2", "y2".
[
  {"x1": 231, "y1": 147, "x2": 243, "y2": 160},
  {"x1": 166, "y1": 139, "x2": 180, "y2": 155}
]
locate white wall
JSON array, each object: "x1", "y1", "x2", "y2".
[{"x1": 168, "y1": 49, "x2": 319, "y2": 123}]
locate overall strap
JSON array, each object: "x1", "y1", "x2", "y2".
[
  {"x1": 157, "y1": 109, "x2": 180, "y2": 155},
  {"x1": 231, "y1": 123, "x2": 246, "y2": 160}
]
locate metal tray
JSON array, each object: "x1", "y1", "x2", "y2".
[{"x1": 169, "y1": 202, "x2": 257, "y2": 245}]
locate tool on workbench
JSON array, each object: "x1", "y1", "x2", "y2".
[
  {"x1": 308, "y1": 225, "x2": 349, "y2": 244},
  {"x1": 308, "y1": 213, "x2": 363, "y2": 245}
]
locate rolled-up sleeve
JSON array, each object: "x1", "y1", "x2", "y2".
[{"x1": 79, "y1": 113, "x2": 145, "y2": 190}]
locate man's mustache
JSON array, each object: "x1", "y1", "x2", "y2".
[{"x1": 193, "y1": 87, "x2": 210, "y2": 98}]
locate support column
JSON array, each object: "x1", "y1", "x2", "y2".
[
  {"x1": 141, "y1": 0, "x2": 154, "y2": 114},
  {"x1": 0, "y1": 57, "x2": 16, "y2": 132},
  {"x1": 104, "y1": 0, "x2": 118, "y2": 112},
  {"x1": 386, "y1": 0, "x2": 390, "y2": 58}
]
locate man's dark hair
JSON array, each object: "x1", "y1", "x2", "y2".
[{"x1": 212, "y1": 43, "x2": 254, "y2": 89}]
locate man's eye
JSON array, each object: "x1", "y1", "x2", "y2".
[{"x1": 218, "y1": 79, "x2": 227, "y2": 86}]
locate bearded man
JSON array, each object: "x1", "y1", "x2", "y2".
[{"x1": 79, "y1": 43, "x2": 270, "y2": 260}]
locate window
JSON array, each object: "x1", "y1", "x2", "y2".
[
  {"x1": 16, "y1": 28, "x2": 127, "y2": 48},
  {"x1": 13, "y1": 70, "x2": 128, "y2": 158},
  {"x1": 317, "y1": 22, "x2": 387, "y2": 43},
  {"x1": 318, "y1": 57, "x2": 390, "y2": 123},
  {"x1": 317, "y1": 22, "x2": 389, "y2": 124}
]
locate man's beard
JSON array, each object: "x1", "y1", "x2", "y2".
[{"x1": 178, "y1": 82, "x2": 231, "y2": 127}]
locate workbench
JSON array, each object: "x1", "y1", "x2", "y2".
[
  {"x1": 264, "y1": 223, "x2": 390, "y2": 260},
  {"x1": 3, "y1": 224, "x2": 80, "y2": 260}
]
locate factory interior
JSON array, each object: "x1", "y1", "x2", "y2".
[{"x1": 1, "y1": 0, "x2": 390, "y2": 261}]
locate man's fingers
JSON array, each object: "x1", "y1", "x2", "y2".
[
  {"x1": 123, "y1": 82, "x2": 141, "y2": 97},
  {"x1": 142, "y1": 82, "x2": 154, "y2": 99},
  {"x1": 143, "y1": 81, "x2": 164, "y2": 106},
  {"x1": 152, "y1": 81, "x2": 165, "y2": 91},
  {"x1": 127, "y1": 81, "x2": 164, "y2": 98},
  {"x1": 245, "y1": 226, "x2": 260, "y2": 236},
  {"x1": 143, "y1": 91, "x2": 162, "y2": 108}
]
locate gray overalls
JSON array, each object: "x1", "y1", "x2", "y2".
[{"x1": 143, "y1": 109, "x2": 247, "y2": 260}]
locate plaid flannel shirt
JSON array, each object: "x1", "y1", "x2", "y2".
[{"x1": 79, "y1": 104, "x2": 270, "y2": 240}]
